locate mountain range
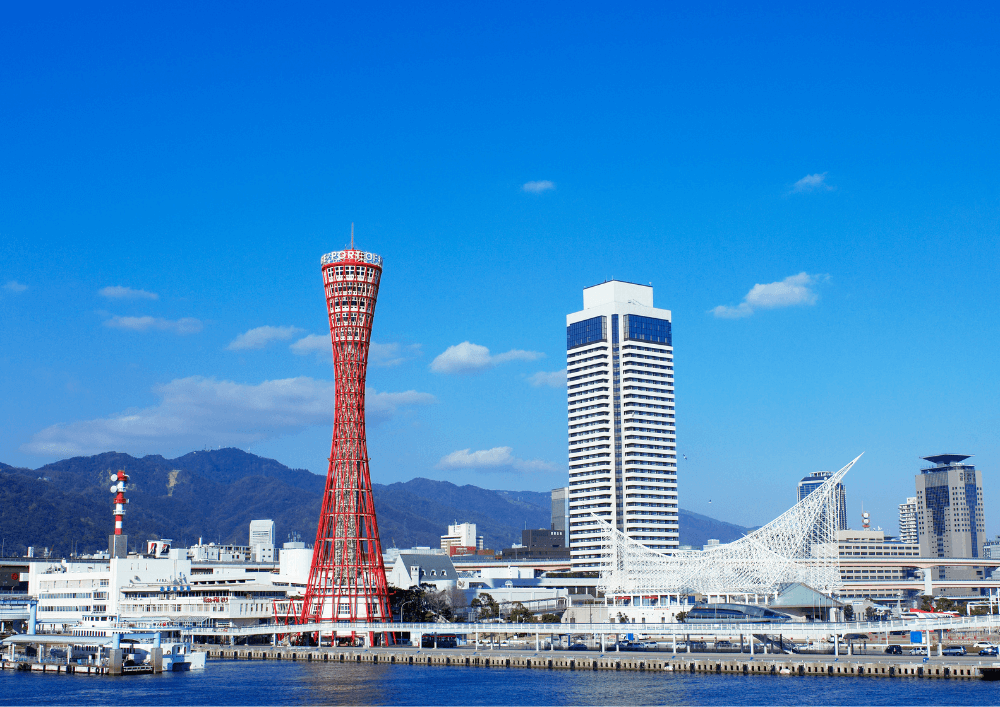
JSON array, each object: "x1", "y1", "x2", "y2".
[{"x1": 0, "y1": 449, "x2": 754, "y2": 557}]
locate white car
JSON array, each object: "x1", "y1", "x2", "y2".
[{"x1": 974, "y1": 641, "x2": 997, "y2": 649}]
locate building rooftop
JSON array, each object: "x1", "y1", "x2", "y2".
[{"x1": 921, "y1": 453, "x2": 973, "y2": 466}]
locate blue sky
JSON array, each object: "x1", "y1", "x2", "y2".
[{"x1": 1, "y1": 2, "x2": 998, "y2": 532}]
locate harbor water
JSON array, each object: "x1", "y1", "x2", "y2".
[{"x1": 2, "y1": 659, "x2": 999, "y2": 705}]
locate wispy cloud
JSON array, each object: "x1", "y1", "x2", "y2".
[
  {"x1": 99, "y1": 286, "x2": 159, "y2": 300},
  {"x1": 791, "y1": 172, "x2": 834, "y2": 194},
  {"x1": 290, "y1": 333, "x2": 328, "y2": 358},
  {"x1": 710, "y1": 272, "x2": 826, "y2": 319},
  {"x1": 437, "y1": 446, "x2": 558, "y2": 473},
  {"x1": 289, "y1": 337, "x2": 421, "y2": 367},
  {"x1": 529, "y1": 369, "x2": 567, "y2": 388},
  {"x1": 227, "y1": 325, "x2": 303, "y2": 351},
  {"x1": 104, "y1": 315, "x2": 203, "y2": 334},
  {"x1": 522, "y1": 180, "x2": 555, "y2": 194},
  {"x1": 22, "y1": 376, "x2": 435, "y2": 457},
  {"x1": 370, "y1": 342, "x2": 422, "y2": 367},
  {"x1": 430, "y1": 341, "x2": 544, "y2": 375},
  {"x1": 4, "y1": 280, "x2": 28, "y2": 293}
]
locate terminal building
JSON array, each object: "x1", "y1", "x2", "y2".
[{"x1": 566, "y1": 281, "x2": 676, "y2": 568}]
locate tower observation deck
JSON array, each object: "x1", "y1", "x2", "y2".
[{"x1": 301, "y1": 246, "x2": 392, "y2": 644}]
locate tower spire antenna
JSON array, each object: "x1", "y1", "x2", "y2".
[{"x1": 351, "y1": 222, "x2": 354, "y2": 250}]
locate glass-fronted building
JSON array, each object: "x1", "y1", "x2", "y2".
[
  {"x1": 915, "y1": 454, "x2": 985, "y2": 586},
  {"x1": 566, "y1": 281, "x2": 676, "y2": 568},
  {"x1": 797, "y1": 471, "x2": 848, "y2": 531}
]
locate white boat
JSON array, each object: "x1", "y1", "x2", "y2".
[{"x1": 161, "y1": 642, "x2": 207, "y2": 671}]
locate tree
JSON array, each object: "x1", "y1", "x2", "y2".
[
  {"x1": 843, "y1": 605, "x2": 854, "y2": 621},
  {"x1": 507, "y1": 602, "x2": 536, "y2": 624},
  {"x1": 675, "y1": 611, "x2": 688, "y2": 623},
  {"x1": 388, "y1": 586, "x2": 425, "y2": 622},
  {"x1": 540, "y1": 613, "x2": 561, "y2": 624},
  {"x1": 864, "y1": 606, "x2": 878, "y2": 621},
  {"x1": 471, "y1": 593, "x2": 500, "y2": 621}
]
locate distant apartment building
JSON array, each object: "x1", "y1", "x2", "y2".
[
  {"x1": 566, "y1": 281, "x2": 676, "y2": 568},
  {"x1": 915, "y1": 454, "x2": 985, "y2": 583},
  {"x1": 797, "y1": 471, "x2": 848, "y2": 531},
  {"x1": 551, "y1": 487, "x2": 568, "y2": 536},
  {"x1": 440, "y1": 522, "x2": 483, "y2": 554},
  {"x1": 898, "y1": 497, "x2": 918, "y2": 545}
]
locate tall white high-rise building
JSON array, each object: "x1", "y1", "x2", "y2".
[
  {"x1": 566, "y1": 281, "x2": 676, "y2": 568},
  {"x1": 898, "y1": 496, "x2": 918, "y2": 545}
]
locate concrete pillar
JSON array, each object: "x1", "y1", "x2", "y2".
[
  {"x1": 672, "y1": 633, "x2": 677, "y2": 653},
  {"x1": 750, "y1": 637, "x2": 754, "y2": 656},
  {"x1": 150, "y1": 647, "x2": 163, "y2": 673},
  {"x1": 923, "y1": 568, "x2": 934, "y2": 596},
  {"x1": 28, "y1": 604, "x2": 36, "y2": 635},
  {"x1": 601, "y1": 633, "x2": 605, "y2": 652},
  {"x1": 535, "y1": 632, "x2": 539, "y2": 652},
  {"x1": 834, "y1": 634, "x2": 839, "y2": 657},
  {"x1": 109, "y1": 649, "x2": 123, "y2": 675},
  {"x1": 937, "y1": 629, "x2": 943, "y2": 657}
]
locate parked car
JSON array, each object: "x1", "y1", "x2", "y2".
[
  {"x1": 908, "y1": 648, "x2": 929, "y2": 655},
  {"x1": 979, "y1": 646, "x2": 998, "y2": 656},
  {"x1": 942, "y1": 646, "x2": 967, "y2": 656},
  {"x1": 715, "y1": 640, "x2": 733, "y2": 648},
  {"x1": 974, "y1": 641, "x2": 997, "y2": 649},
  {"x1": 884, "y1": 645, "x2": 903, "y2": 655},
  {"x1": 568, "y1": 643, "x2": 589, "y2": 651}
]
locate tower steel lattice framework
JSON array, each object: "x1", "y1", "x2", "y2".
[{"x1": 301, "y1": 244, "x2": 392, "y2": 644}]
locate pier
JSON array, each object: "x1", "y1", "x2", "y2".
[{"x1": 201, "y1": 644, "x2": 992, "y2": 679}]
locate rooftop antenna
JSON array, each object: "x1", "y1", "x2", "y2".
[{"x1": 351, "y1": 222, "x2": 354, "y2": 250}]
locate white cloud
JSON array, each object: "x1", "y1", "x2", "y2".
[
  {"x1": 227, "y1": 325, "x2": 303, "y2": 351},
  {"x1": 529, "y1": 369, "x2": 567, "y2": 388},
  {"x1": 437, "y1": 446, "x2": 558, "y2": 473},
  {"x1": 370, "y1": 342, "x2": 422, "y2": 367},
  {"x1": 290, "y1": 337, "x2": 421, "y2": 366},
  {"x1": 290, "y1": 334, "x2": 328, "y2": 357},
  {"x1": 710, "y1": 272, "x2": 825, "y2": 319},
  {"x1": 99, "y1": 286, "x2": 159, "y2": 300},
  {"x1": 430, "y1": 341, "x2": 544, "y2": 375},
  {"x1": 522, "y1": 180, "x2": 555, "y2": 194},
  {"x1": 4, "y1": 280, "x2": 28, "y2": 293},
  {"x1": 22, "y1": 376, "x2": 435, "y2": 457},
  {"x1": 791, "y1": 172, "x2": 834, "y2": 193},
  {"x1": 104, "y1": 315, "x2": 203, "y2": 334}
]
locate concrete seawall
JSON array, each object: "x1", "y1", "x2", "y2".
[{"x1": 204, "y1": 647, "x2": 986, "y2": 679}]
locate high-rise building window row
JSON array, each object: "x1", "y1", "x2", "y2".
[{"x1": 566, "y1": 281, "x2": 676, "y2": 566}]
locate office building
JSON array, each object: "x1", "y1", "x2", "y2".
[
  {"x1": 816, "y1": 529, "x2": 920, "y2": 601},
  {"x1": 898, "y1": 497, "x2": 918, "y2": 545},
  {"x1": 915, "y1": 454, "x2": 985, "y2": 583},
  {"x1": 566, "y1": 280, "x2": 676, "y2": 567},
  {"x1": 249, "y1": 519, "x2": 276, "y2": 562},
  {"x1": 499, "y1": 528, "x2": 570, "y2": 560},
  {"x1": 551, "y1": 487, "x2": 568, "y2": 536},
  {"x1": 797, "y1": 471, "x2": 848, "y2": 531},
  {"x1": 440, "y1": 522, "x2": 483, "y2": 553}
]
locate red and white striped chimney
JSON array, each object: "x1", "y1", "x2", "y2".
[{"x1": 110, "y1": 470, "x2": 129, "y2": 535}]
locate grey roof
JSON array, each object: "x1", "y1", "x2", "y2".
[
  {"x1": 397, "y1": 554, "x2": 457, "y2": 579},
  {"x1": 771, "y1": 582, "x2": 843, "y2": 609}
]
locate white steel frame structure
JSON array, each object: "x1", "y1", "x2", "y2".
[{"x1": 596, "y1": 455, "x2": 861, "y2": 597}]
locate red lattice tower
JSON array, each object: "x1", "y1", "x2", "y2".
[{"x1": 301, "y1": 242, "x2": 392, "y2": 646}]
